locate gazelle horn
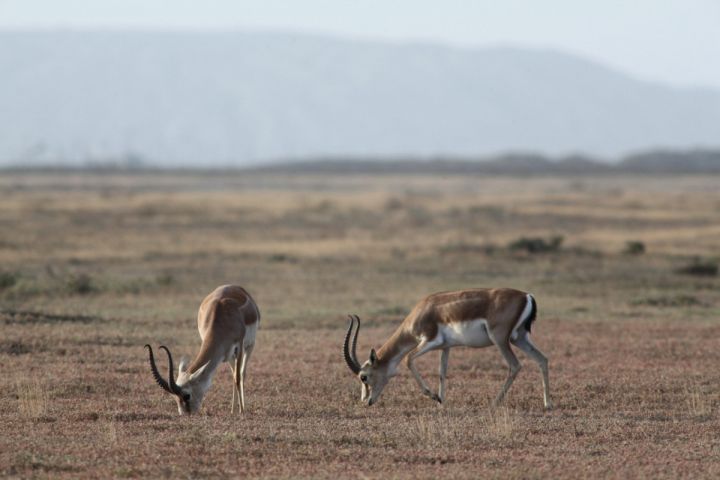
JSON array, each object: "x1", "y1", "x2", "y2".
[{"x1": 343, "y1": 315, "x2": 361, "y2": 374}]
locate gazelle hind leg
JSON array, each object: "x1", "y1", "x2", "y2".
[
  {"x1": 492, "y1": 341, "x2": 521, "y2": 407},
  {"x1": 230, "y1": 364, "x2": 238, "y2": 413},
  {"x1": 239, "y1": 343, "x2": 254, "y2": 413},
  {"x1": 438, "y1": 348, "x2": 450, "y2": 403},
  {"x1": 233, "y1": 349, "x2": 242, "y2": 414},
  {"x1": 512, "y1": 334, "x2": 552, "y2": 409}
]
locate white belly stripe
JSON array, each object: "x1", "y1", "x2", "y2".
[{"x1": 441, "y1": 319, "x2": 494, "y2": 348}]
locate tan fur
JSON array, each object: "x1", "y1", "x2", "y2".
[
  {"x1": 164, "y1": 284, "x2": 260, "y2": 415},
  {"x1": 376, "y1": 288, "x2": 527, "y2": 366},
  {"x1": 353, "y1": 287, "x2": 551, "y2": 408},
  {"x1": 187, "y1": 285, "x2": 259, "y2": 374}
]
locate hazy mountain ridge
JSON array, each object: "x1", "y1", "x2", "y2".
[{"x1": 1, "y1": 30, "x2": 719, "y2": 166}]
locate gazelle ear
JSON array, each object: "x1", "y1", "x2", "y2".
[
  {"x1": 179, "y1": 355, "x2": 190, "y2": 374},
  {"x1": 189, "y1": 361, "x2": 211, "y2": 379},
  {"x1": 369, "y1": 349, "x2": 377, "y2": 365}
]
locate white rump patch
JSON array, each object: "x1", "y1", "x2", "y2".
[
  {"x1": 244, "y1": 321, "x2": 258, "y2": 349},
  {"x1": 511, "y1": 294, "x2": 534, "y2": 341}
]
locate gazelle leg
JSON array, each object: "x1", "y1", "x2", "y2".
[
  {"x1": 438, "y1": 348, "x2": 450, "y2": 403},
  {"x1": 492, "y1": 341, "x2": 521, "y2": 407},
  {"x1": 238, "y1": 344, "x2": 254, "y2": 413},
  {"x1": 406, "y1": 337, "x2": 443, "y2": 403},
  {"x1": 230, "y1": 363, "x2": 238, "y2": 413},
  {"x1": 512, "y1": 334, "x2": 552, "y2": 409},
  {"x1": 233, "y1": 349, "x2": 242, "y2": 414}
]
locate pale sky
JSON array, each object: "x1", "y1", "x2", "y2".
[{"x1": 1, "y1": 0, "x2": 719, "y2": 89}]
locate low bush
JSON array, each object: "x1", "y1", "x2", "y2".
[
  {"x1": 438, "y1": 242, "x2": 498, "y2": 256},
  {"x1": 0, "y1": 271, "x2": 19, "y2": 290},
  {"x1": 508, "y1": 235, "x2": 563, "y2": 254},
  {"x1": 65, "y1": 273, "x2": 96, "y2": 294},
  {"x1": 623, "y1": 241, "x2": 646, "y2": 255},
  {"x1": 268, "y1": 253, "x2": 298, "y2": 263},
  {"x1": 676, "y1": 258, "x2": 718, "y2": 277},
  {"x1": 156, "y1": 273, "x2": 175, "y2": 286}
]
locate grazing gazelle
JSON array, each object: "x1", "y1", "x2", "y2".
[
  {"x1": 145, "y1": 285, "x2": 260, "y2": 415},
  {"x1": 343, "y1": 288, "x2": 552, "y2": 409}
]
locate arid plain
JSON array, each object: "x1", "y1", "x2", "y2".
[{"x1": 1, "y1": 172, "x2": 719, "y2": 478}]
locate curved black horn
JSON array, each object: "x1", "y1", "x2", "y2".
[
  {"x1": 350, "y1": 315, "x2": 361, "y2": 369},
  {"x1": 343, "y1": 315, "x2": 361, "y2": 374},
  {"x1": 145, "y1": 344, "x2": 172, "y2": 394},
  {"x1": 159, "y1": 345, "x2": 183, "y2": 396}
]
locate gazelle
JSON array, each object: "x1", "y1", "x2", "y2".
[
  {"x1": 145, "y1": 285, "x2": 260, "y2": 415},
  {"x1": 343, "y1": 288, "x2": 552, "y2": 408}
]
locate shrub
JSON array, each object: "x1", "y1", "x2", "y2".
[
  {"x1": 0, "y1": 271, "x2": 19, "y2": 290},
  {"x1": 508, "y1": 235, "x2": 563, "y2": 254},
  {"x1": 156, "y1": 273, "x2": 175, "y2": 286},
  {"x1": 384, "y1": 197, "x2": 404, "y2": 211},
  {"x1": 65, "y1": 273, "x2": 95, "y2": 294},
  {"x1": 676, "y1": 258, "x2": 718, "y2": 277},
  {"x1": 623, "y1": 241, "x2": 646, "y2": 255},
  {"x1": 268, "y1": 253, "x2": 298, "y2": 263}
]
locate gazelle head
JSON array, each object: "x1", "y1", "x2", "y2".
[
  {"x1": 145, "y1": 344, "x2": 211, "y2": 415},
  {"x1": 343, "y1": 315, "x2": 391, "y2": 406}
]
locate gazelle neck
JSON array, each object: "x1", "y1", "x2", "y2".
[
  {"x1": 376, "y1": 329, "x2": 419, "y2": 375},
  {"x1": 179, "y1": 355, "x2": 222, "y2": 390}
]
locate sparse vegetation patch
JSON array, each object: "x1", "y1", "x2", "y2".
[
  {"x1": 64, "y1": 273, "x2": 96, "y2": 294},
  {"x1": 508, "y1": 235, "x2": 564, "y2": 253},
  {"x1": 16, "y1": 379, "x2": 50, "y2": 419},
  {"x1": 623, "y1": 240, "x2": 646, "y2": 255},
  {"x1": 0, "y1": 270, "x2": 19, "y2": 289},
  {"x1": 676, "y1": 258, "x2": 719, "y2": 277},
  {"x1": 632, "y1": 294, "x2": 704, "y2": 308},
  {"x1": 1, "y1": 309, "x2": 102, "y2": 325}
]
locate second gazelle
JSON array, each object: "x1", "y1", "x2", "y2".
[
  {"x1": 343, "y1": 288, "x2": 552, "y2": 408},
  {"x1": 145, "y1": 284, "x2": 260, "y2": 415}
]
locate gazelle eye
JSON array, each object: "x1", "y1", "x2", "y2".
[
  {"x1": 360, "y1": 375, "x2": 368, "y2": 383},
  {"x1": 183, "y1": 393, "x2": 191, "y2": 402}
]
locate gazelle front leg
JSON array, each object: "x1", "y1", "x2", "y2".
[
  {"x1": 492, "y1": 341, "x2": 521, "y2": 407},
  {"x1": 406, "y1": 339, "x2": 443, "y2": 403}
]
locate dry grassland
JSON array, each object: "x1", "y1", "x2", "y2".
[{"x1": 0, "y1": 172, "x2": 719, "y2": 478}]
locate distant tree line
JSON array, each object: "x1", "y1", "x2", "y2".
[
  {"x1": 4, "y1": 149, "x2": 720, "y2": 175},
  {"x1": 250, "y1": 149, "x2": 720, "y2": 175}
]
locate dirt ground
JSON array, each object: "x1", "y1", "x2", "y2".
[{"x1": 0, "y1": 172, "x2": 719, "y2": 478}]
